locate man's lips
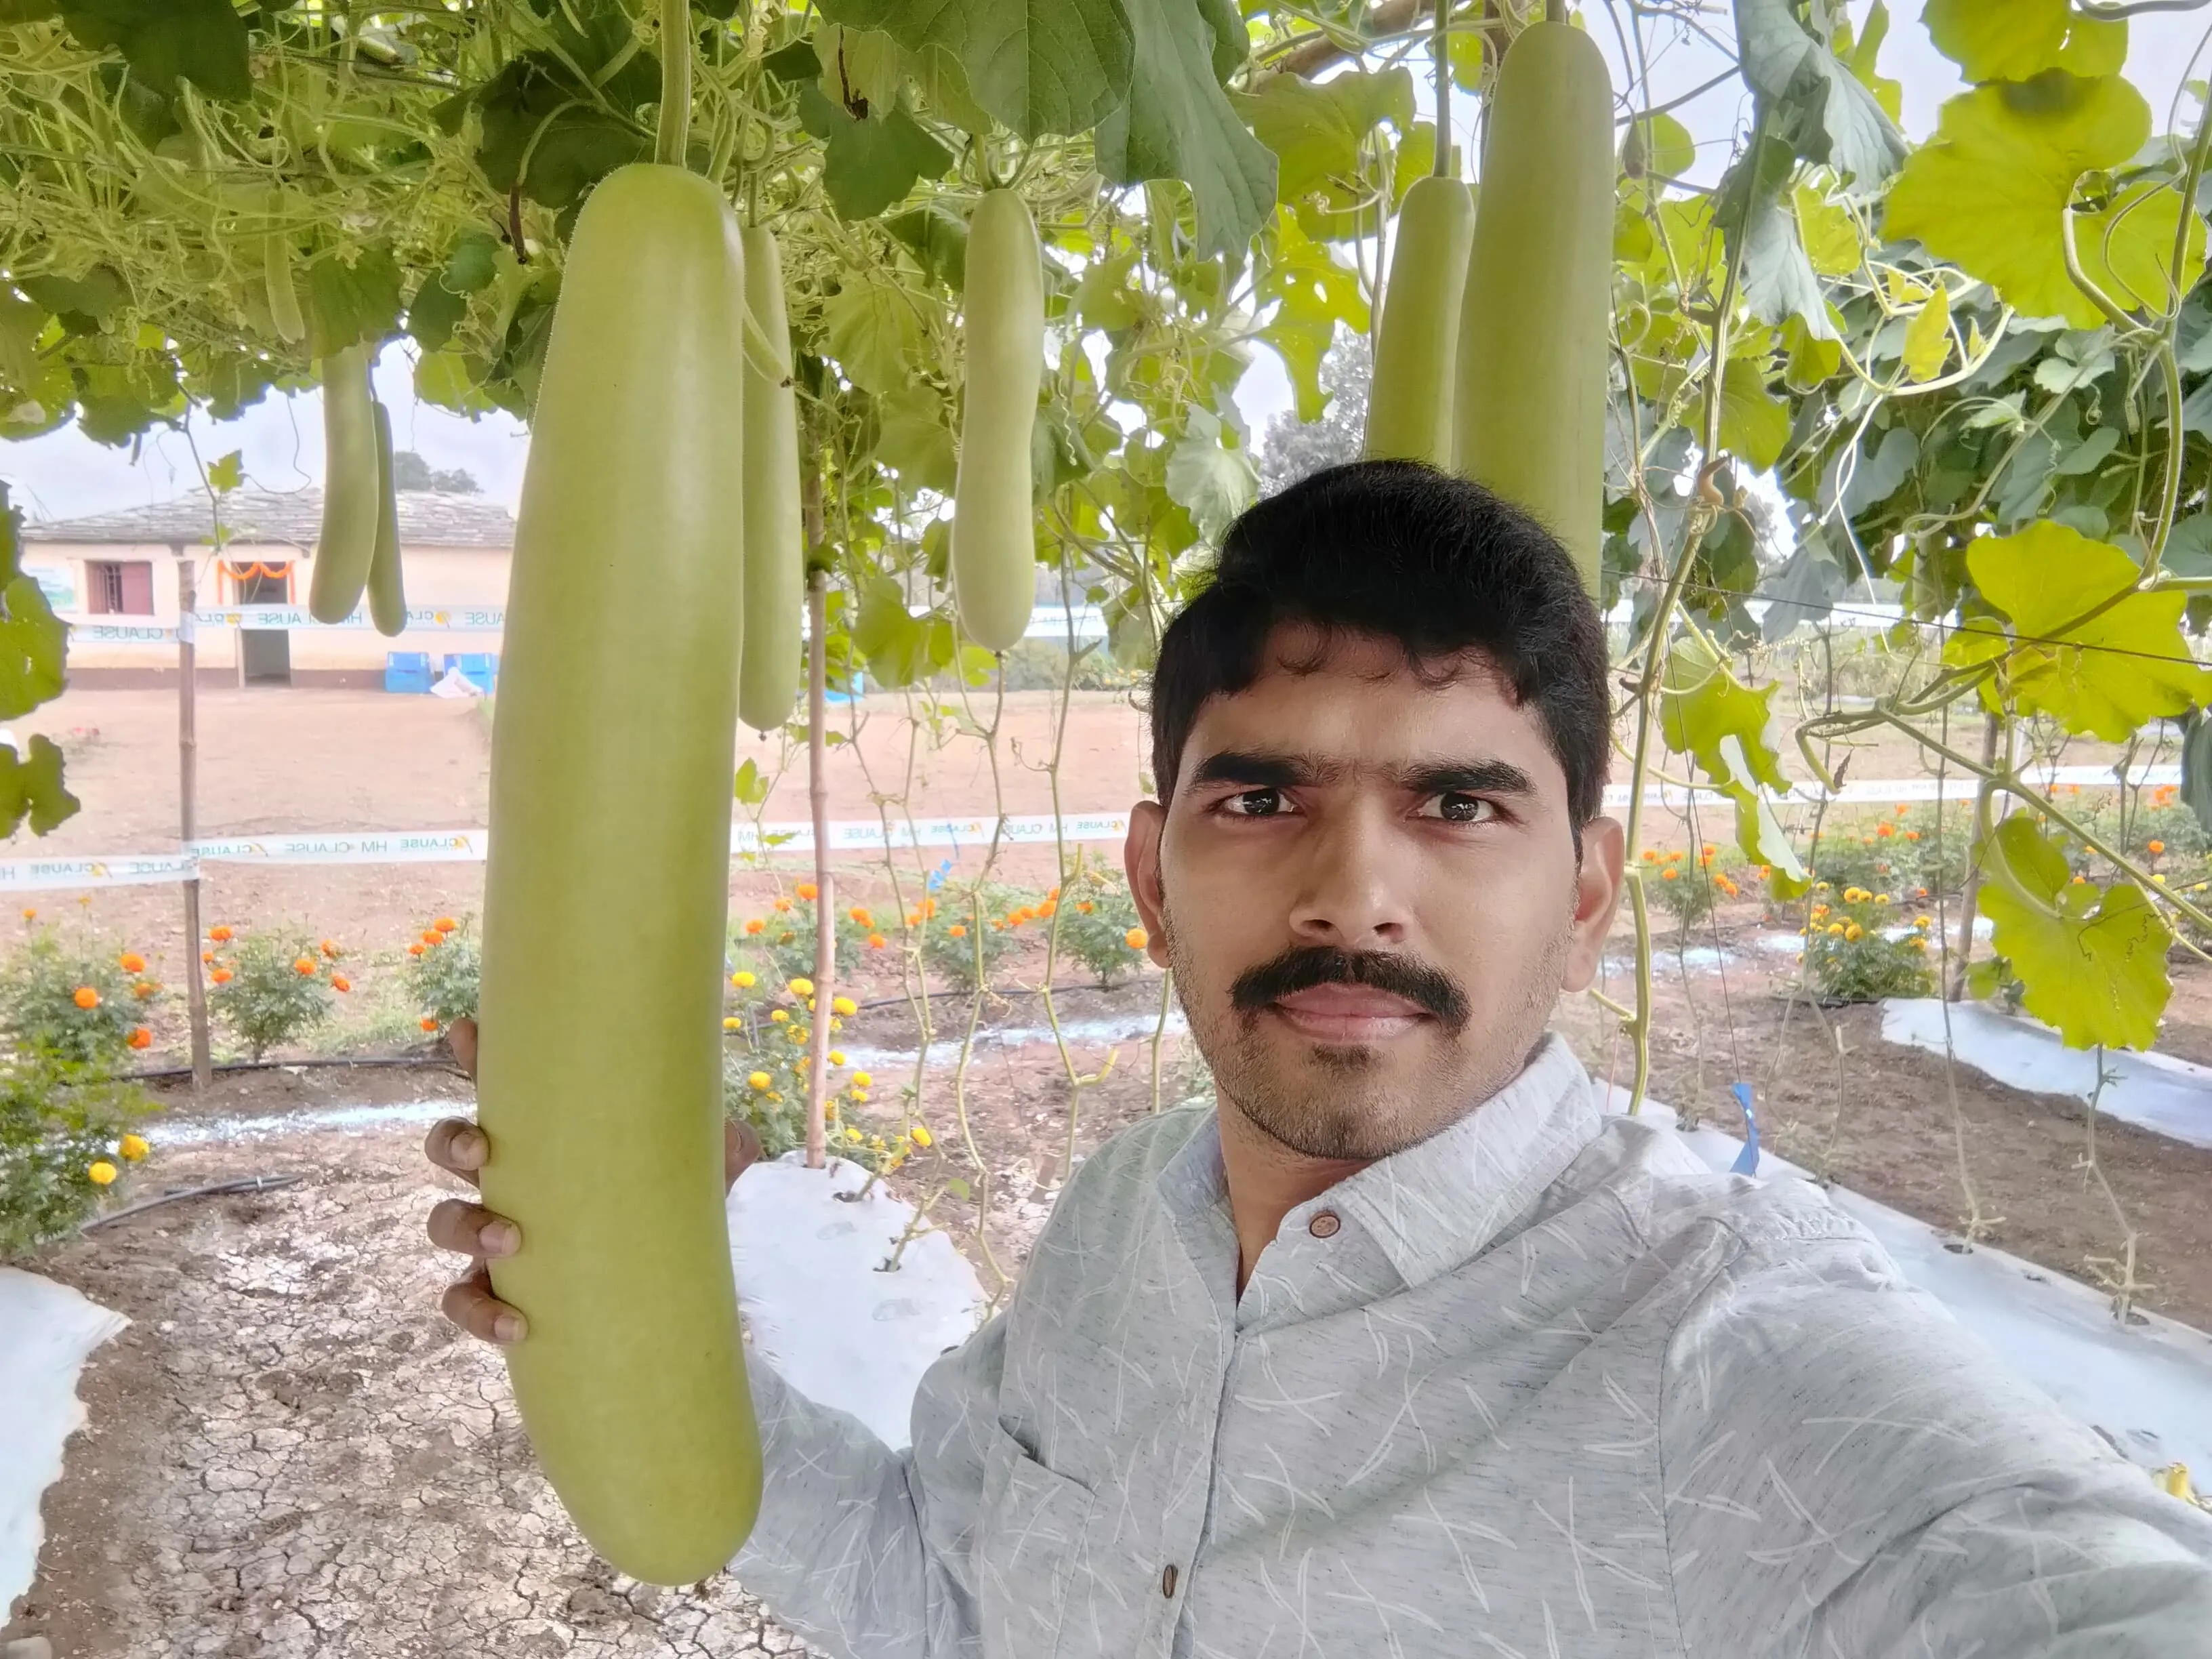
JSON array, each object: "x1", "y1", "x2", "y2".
[{"x1": 1268, "y1": 981, "x2": 1430, "y2": 1042}]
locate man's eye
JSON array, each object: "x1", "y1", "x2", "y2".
[
  {"x1": 1221, "y1": 788, "x2": 1286, "y2": 817},
  {"x1": 1422, "y1": 793, "x2": 1494, "y2": 823}
]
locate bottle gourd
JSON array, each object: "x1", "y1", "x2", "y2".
[
  {"x1": 1451, "y1": 22, "x2": 1614, "y2": 594},
  {"x1": 475, "y1": 163, "x2": 762, "y2": 1586},
  {"x1": 950, "y1": 189, "x2": 1044, "y2": 653},
  {"x1": 366, "y1": 399, "x2": 407, "y2": 638},
  {"x1": 739, "y1": 224, "x2": 803, "y2": 733},
  {"x1": 1366, "y1": 175, "x2": 1475, "y2": 466},
  {"x1": 308, "y1": 344, "x2": 379, "y2": 624}
]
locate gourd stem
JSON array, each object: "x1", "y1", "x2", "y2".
[
  {"x1": 656, "y1": 0, "x2": 692, "y2": 167},
  {"x1": 1432, "y1": 0, "x2": 1450, "y2": 178},
  {"x1": 1546, "y1": 0, "x2": 1567, "y2": 20}
]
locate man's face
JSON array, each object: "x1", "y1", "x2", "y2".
[{"x1": 1125, "y1": 624, "x2": 1623, "y2": 1163}]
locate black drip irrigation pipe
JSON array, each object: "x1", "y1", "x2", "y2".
[{"x1": 81, "y1": 1172, "x2": 308, "y2": 1231}]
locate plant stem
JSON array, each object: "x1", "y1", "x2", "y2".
[
  {"x1": 1431, "y1": 0, "x2": 1450, "y2": 177},
  {"x1": 655, "y1": 0, "x2": 692, "y2": 167}
]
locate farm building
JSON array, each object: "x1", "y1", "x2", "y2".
[{"x1": 22, "y1": 487, "x2": 516, "y2": 687}]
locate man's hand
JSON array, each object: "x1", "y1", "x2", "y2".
[{"x1": 424, "y1": 1015, "x2": 763, "y2": 1345}]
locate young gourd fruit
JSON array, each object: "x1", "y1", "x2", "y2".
[
  {"x1": 739, "y1": 224, "x2": 803, "y2": 733},
  {"x1": 265, "y1": 234, "x2": 306, "y2": 346},
  {"x1": 1365, "y1": 175, "x2": 1475, "y2": 466},
  {"x1": 308, "y1": 344, "x2": 380, "y2": 623},
  {"x1": 475, "y1": 162, "x2": 762, "y2": 1586},
  {"x1": 366, "y1": 400, "x2": 407, "y2": 638},
  {"x1": 1451, "y1": 21, "x2": 1614, "y2": 594},
  {"x1": 950, "y1": 188, "x2": 1044, "y2": 653}
]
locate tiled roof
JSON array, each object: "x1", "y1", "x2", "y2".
[{"x1": 24, "y1": 487, "x2": 514, "y2": 550}]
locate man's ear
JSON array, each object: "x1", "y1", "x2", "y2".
[
  {"x1": 1124, "y1": 800, "x2": 1172, "y2": 969},
  {"x1": 1559, "y1": 815, "x2": 1625, "y2": 994}
]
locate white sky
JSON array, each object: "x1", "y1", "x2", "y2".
[{"x1": 7, "y1": 2, "x2": 2212, "y2": 525}]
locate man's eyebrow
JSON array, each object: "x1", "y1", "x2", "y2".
[
  {"x1": 1187, "y1": 750, "x2": 1332, "y2": 790},
  {"x1": 1395, "y1": 758, "x2": 1539, "y2": 798}
]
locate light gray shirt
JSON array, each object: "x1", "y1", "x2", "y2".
[{"x1": 731, "y1": 1035, "x2": 2212, "y2": 1657}]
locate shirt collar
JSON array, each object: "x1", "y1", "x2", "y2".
[{"x1": 1160, "y1": 1033, "x2": 1603, "y2": 1290}]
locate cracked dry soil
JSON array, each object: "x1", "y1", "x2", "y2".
[{"x1": 11, "y1": 1124, "x2": 816, "y2": 1659}]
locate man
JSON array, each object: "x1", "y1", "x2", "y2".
[{"x1": 428, "y1": 462, "x2": 2212, "y2": 1656}]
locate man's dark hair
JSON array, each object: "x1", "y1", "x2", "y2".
[{"x1": 1147, "y1": 460, "x2": 1611, "y2": 831}]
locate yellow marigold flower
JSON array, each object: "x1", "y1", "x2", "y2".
[
  {"x1": 1874, "y1": 893, "x2": 1889, "y2": 905},
  {"x1": 723, "y1": 1017, "x2": 742, "y2": 1031},
  {"x1": 1844, "y1": 923, "x2": 1864, "y2": 942},
  {"x1": 853, "y1": 1070, "x2": 873, "y2": 1088},
  {"x1": 830, "y1": 1049, "x2": 847, "y2": 1066},
  {"x1": 1826, "y1": 922, "x2": 1845, "y2": 937},
  {"x1": 771, "y1": 1008, "x2": 790, "y2": 1023},
  {"x1": 119, "y1": 1133, "x2": 150, "y2": 1162},
  {"x1": 747, "y1": 1071, "x2": 771, "y2": 1091},
  {"x1": 912, "y1": 1124, "x2": 933, "y2": 1147},
  {"x1": 87, "y1": 1160, "x2": 117, "y2": 1186},
  {"x1": 852, "y1": 1087, "x2": 869, "y2": 1101},
  {"x1": 845, "y1": 1126, "x2": 863, "y2": 1143},
  {"x1": 832, "y1": 996, "x2": 857, "y2": 1017},
  {"x1": 732, "y1": 970, "x2": 756, "y2": 989},
  {"x1": 788, "y1": 977, "x2": 814, "y2": 997}
]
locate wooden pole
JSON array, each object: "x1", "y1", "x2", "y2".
[
  {"x1": 803, "y1": 569, "x2": 833, "y2": 1172},
  {"x1": 176, "y1": 548, "x2": 212, "y2": 1090}
]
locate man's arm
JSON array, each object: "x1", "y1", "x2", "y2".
[
  {"x1": 726, "y1": 1315, "x2": 1008, "y2": 1659},
  {"x1": 1659, "y1": 1208, "x2": 2212, "y2": 1656}
]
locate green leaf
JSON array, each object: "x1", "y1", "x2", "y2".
[
  {"x1": 798, "y1": 85, "x2": 953, "y2": 220},
  {"x1": 1718, "y1": 358, "x2": 1790, "y2": 470},
  {"x1": 851, "y1": 576, "x2": 954, "y2": 688},
  {"x1": 206, "y1": 449, "x2": 242, "y2": 494},
  {"x1": 1727, "y1": 134, "x2": 1837, "y2": 341},
  {"x1": 885, "y1": 203, "x2": 970, "y2": 289},
  {"x1": 733, "y1": 758, "x2": 769, "y2": 806},
  {"x1": 823, "y1": 276, "x2": 925, "y2": 394},
  {"x1": 1835, "y1": 0, "x2": 1903, "y2": 121},
  {"x1": 0, "y1": 735, "x2": 79, "y2": 839},
  {"x1": 874, "y1": 388, "x2": 958, "y2": 493},
  {"x1": 468, "y1": 30, "x2": 657, "y2": 211},
  {"x1": 1235, "y1": 68, "x2": 1412, "y2": 206},
  {"x1": 1977, "y1": 813, "x2": 2169, "y2": 1049},
  {"x1": 2076, "y1": 180, "x2": 2207, "y2": 316},
  {"x1": 406, "y1": 272, "x2": 468, "y2": 354},
  {"x1": 59, "y1": 0, "x2": 251, "y2": 99},
  {"x1": 1794, "y1": 181, "x2": 1864, "y2": 276},
  {"x1": 1256, "y1": 211, "x2": 1366, "y2": 422},
  {"x1": 1734, "y1": 0, "x2": 1908, "y2": 192},
  {"x1": 1093, "y1": 0, "x2": 1277, "y2": 258},
  {"x1": 1622, "y1": 111, "x2": 1696, "y2": 180},
  {"x1": 1163, "y1": 407, "x2": 1255, "y2": 542},
  {"x1": 1955, "y1": 519, "x2": 2212, "y2": 739},
  {"x1": 817, "y1": 0, "x2": 1132, "y2": 140},
  {"x1": 0, "y1": 575, "x2": 66, "y2": 720},
  {"x1": 1883, "y1": 74, "x2": 2188, "y2": 328},
  {"x1": 17, "y1": 265, "x2": 127, "y2": 331},
  {"x1": 1902, "y1": 283, "x2": 1952, "y2": 381},
  {"x1": 305, "y1": 247, "x2": 404, "y2": 359},
  {"x1": 1658, "y1": 634, "x2": 1807, "y2": 893},
  {"x1": 1925, "y1": 0, "x2": 2070, "y2": 84}
]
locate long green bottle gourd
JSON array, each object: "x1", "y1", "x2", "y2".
[
  {"x1": 1365, "y1": 175, "x2": 1475, "y2": 466},
  {"x1": 739, "y1": 224, "x2": 802, "y2": 733},
  {"x1": 367, "y1": 400, "x2": 407, "y2": 638},
  {"x1": 1451, "y1": 22, "x2": 1614, "y2": 593},
  {"x1": 265, "y1": 234, "x2": 306, "y2": 346},
  {"x1": 308, "y1": 344, "x2": 379, "y2": 623},
  {"x1": 951, "y1": 189, "x2": 1043, "y2": 653},
  {"x1": 475, "y1": 163, "x2": 761, "y2": 1586}
]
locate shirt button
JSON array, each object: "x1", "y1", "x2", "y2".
[
  {"x1": 1162, "y1": 1563, "x2": 1179, "y2": 1598},
  {"x1": 1308, "y1": 1210, "x2": 1341, "y2": 1239}
]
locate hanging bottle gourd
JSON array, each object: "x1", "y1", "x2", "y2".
[
  {"x1": 365, "y1": 399, "x2": 407, "y2": 638},
  {"x1": 472, "y1": 17, "x2": 764, "y2": 1582},
  {"x1": 1451, "y1": 18, "x2": 1614, "y2": 594},
  {"x1": 950, "y1": 188, "x2": 1044, "y2": 653},
  {"x1": 739, "y1": 224, "x2": 804, "y2": 733},
  {"x1": 1365, "y1": 174, "x2": 1475, "y2": 466},
  {"x1": 308, "y1": 343, "x2": 380, "y2": 624}
]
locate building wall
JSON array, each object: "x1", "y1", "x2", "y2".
[{"x1": 28, "y1": 539, "x2": 514, "y2": 680}]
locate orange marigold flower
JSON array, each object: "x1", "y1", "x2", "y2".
[
  {"x1": 211, "y1": 968, "x2": 233, "y2": 985},
  {"x1": 1875, "y1": 823, "x2": 1893, "y2": 838},
  {"x1": 119, "y1": 951, "x2": 146, "y2": 974},
  {"x1": 126, "y1": 1027, "x2": 151, "y2": 1050},
  {"x1": 421, "y1": 930, "x2": 443, "y2": 947},
  {"x1": 1125, "y1": 926, "x2": 1149, "y2": 949},
  {"x1": 322, "y1": 938, "x2": 342, "y2": 956},
  {"x1": 201, "y1": 950, "x2": 214, "y2": 964},
  {"x1": 1078, "y1": 901, "x2": 1094, "y2": 913},
  {"x1": 867, "y1": 933, "x2": 887, "y2": 949},
  {"x1": 923, "y1": 897, "x2": 938, "y2": 918},
  {"x1": 72, "y1": 985, "x2": 98, "y2": 1009},
  {"x1": 293, "y1": 957, "x2": 316, "y2": 976},
  {"x1": 1039, "y1": 899, "x2": 1057, "y2": 917},
  {"x1": 133, "y1": 981, "x2": 156, "y2": 998},
  {"x1": 949, "y1": 924, "x2": 968, "y2": 938},
  {"x1": 1904, "y1": 830, "x2": 1921, "y2": 841},
  {"x1": 2148, "y1": 840, "x2": 2167, "y2": 855},
  {"x1": 1661, "y1": 867, "x2": 1679, "y2": 882},
  {"x1": 432, "y1": 917, "x2": 457, "y2": 933},
  {"x1": 332, "y1": 975, "x2": 351, "y2": 993},
  {"x1": 18, "y1": 907, "x2": 33, "y2": 920},
  {"x1": 797, "y1": 882, "x2": 819, "y2": 901},
  {"x1": 420, "y1": 1017, "x2": 441, "y2": 1032},
  {"x1": 773, "y1": 897, "x2": 792, "y2": 913},
  {"x1": 744, "y1": 918, "x2": 766, "y2": 935},
  {"x1": 848, "y1": 906, "x2": 873, "y2": 927},
  {"x1": 1639, "y1": 849, "x2": 1658, "y2": 863},
  {"x1": 209, "y1": 925, "x2": 234, "y2": 942},
  {"x1": 407, "y1": 943, "x2": 425, "y2": 958}
]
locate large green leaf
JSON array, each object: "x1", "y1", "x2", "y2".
[
  {"x1": 466, "y1": 24, "x2": 657, "y2": 211},
  {"x1": 305, "y1": 247, "x2": 404, "y2": 360},
  {"x1": 798, "y1": 85, "x2": 954, "y2": 220},
  {"x1": 851, "y1": 576, "x2": 956, "y2": 687},
  {"x1": 1952, "y1": 519, "x2": 2212, "y2": 739},
  {"x1": 0, "y1": 575, "x2": 66, "y2": 720},
  {"x1": 1718, "y1": 358, "x2": 1790, "y2": 470},
  {"x1": 1255, "y1": 210, "x2": 1366, "y2": 422},
  {"x1": 1902, "y1": 282, "x2": 1952, "y2": 381},
  {"x1": 823, "y1": 276, "x2": 927, "y2": 394},
  {"x1": 1977, "y1": 813, "x2": 2169, "y2": 1049},
  {"x1": 0, "y1": 735, "x2": 79, "y2": 839},
  {"x1": 1883, "y1": 74, "x2": 2201, "y2": 327},
  {"x1": 1093, "y1": 0, "x2": 1276, "y2": 258},
  {"x1": 1734, "y1": 0, "x2": 1908, "y2": 193},
  {"x1": 1235, "y1": 68, "x2": 1412, "y2": 207},
  {"x1": 1163, "y1": 407, "x2": 1255, "y2": 541},
  {"x1": 817, "y1": 0, "x2": 1132, "y2": 139},
  {"x1": 1924, "y1": 0, "x2": 2069, "y2": 83},
  {"x1": 1658, "y1": 635, "x2": 1807, "y2": 892},
  {"x1": 58, "y1": 0, "x2": 250, "y2": 99},
  {"x1": 1724, "y1": 133, "x2": 1837, "y2": 342}
]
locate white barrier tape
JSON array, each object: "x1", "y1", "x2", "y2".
[
  {"x1": 59, "y1": 604, "x2": 1109, "y2": 643},
  {"x1": 1, "y1": 769, "x2": 2188, "y2": 891}
]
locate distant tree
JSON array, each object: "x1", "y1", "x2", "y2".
[
  {"x1": 1257, "y1": 331, "x2": 1369, "y2": 496},
  {"x1": 390, "y1": 450, "x2": 481, "y2": 493}
]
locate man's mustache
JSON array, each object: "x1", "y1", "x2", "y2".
[{"x1": 1230, "y1": 945, "x2": 1471, "y2": 1031}]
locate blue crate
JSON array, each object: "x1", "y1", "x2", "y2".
[
  {"x1": 824, "y1": 670, "x2": 867, "y2": 707},
  {"x1": 385, "y1": 652, "x2": 433, "y2": 694},
  {"x1": 443, "y1": 652, "x2": 500, "y2": 694}
]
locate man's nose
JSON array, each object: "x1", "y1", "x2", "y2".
[{"x1": 1286, "y1": 805, "x2": 1407, "y2": 948}]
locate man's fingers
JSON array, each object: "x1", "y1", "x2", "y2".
[
  {"x1": 427, "y1": 1196, "x2": 520, "y2": 1259},
  {"x1": 441, "y1": 1263, "x2": 526, "y2": 1346},
  {"x1": 726, "y1": 1118, "x2": 762, "y2": 1191},
  {"x1": 448, "y1": 1016, "x2": 479, "y2": 1082},
  {"x1": 424, "y1": 1117, "x2": 487, "y2": 1187}
]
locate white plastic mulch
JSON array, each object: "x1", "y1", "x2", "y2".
[
  {"x1": 726, "y1": 1151, "x2": 985, "y2": 1449},
  {"x1": 1606, "y1": 1087, "x2": 2212, "y2": 1478},
  {"x1": 1880, "y1": 996, "x2": 2212, "y2": 1151},
  {"x1": 0, "y1": 1265, "x2": 126, "y2": 1614}
]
